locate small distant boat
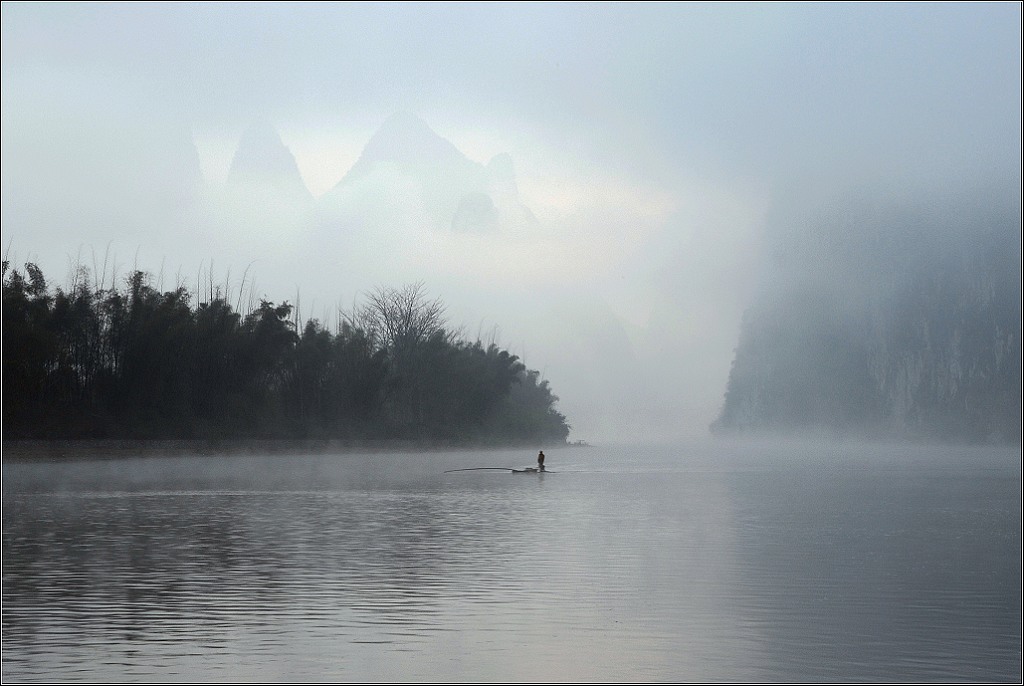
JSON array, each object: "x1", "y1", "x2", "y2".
[{"x1": 445, "y1": 466, "x2": 553, "y2": 474}]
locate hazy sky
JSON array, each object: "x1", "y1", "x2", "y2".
[{"x1": 2, "y1": 3, "x2": 1020, "y2": 441}]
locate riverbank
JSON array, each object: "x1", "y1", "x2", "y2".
[{"x1": 2, "y1": 438, "x2": 578, "y2": 462}]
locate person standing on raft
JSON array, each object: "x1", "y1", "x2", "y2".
[{"x1": 537, "y1": 450, "x2": 546, "y2": 471}]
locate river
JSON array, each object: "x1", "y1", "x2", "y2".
[{"x1": 2, "y1": 439, "x2": 1020, "y2": 682}]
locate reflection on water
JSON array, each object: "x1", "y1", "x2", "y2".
[{"x1": 2, "y1": 443, "x2": 1020, "y2": 682}]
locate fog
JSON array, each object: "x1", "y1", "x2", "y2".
[{"x1": 2, "y1": 3, "x2": 1020, "y2": 443}]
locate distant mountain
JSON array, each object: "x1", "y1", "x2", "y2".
[
  {"x1": 193, "y1": 121, "x2": 314, "y2": 265},
  {"x1": 338, "y1": 112, "x2": 471, "y2": 188},
  {"x1": 321, "y1": 112, "x2": 536, "y2": 233},
  {"x1": 483, "y1": 152, "x2": 538, "y2": 229},
  {"x1": 712, "y1": 190, "x2": 1022, "y2": 444},
  {"x1": 226, "y1": 121, "x2": 312, "y2": 204}
]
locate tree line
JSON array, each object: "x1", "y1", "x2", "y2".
[{"x1": 2, "y1": 262, "x2": 570, "y2": 444}]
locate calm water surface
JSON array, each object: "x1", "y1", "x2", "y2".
[{"x1": 2, "y1": 441, "x2": 1020, "y2": 682}]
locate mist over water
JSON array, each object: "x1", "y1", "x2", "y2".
[
  {"x1": 2, "y1": 5, "x2": 1020, "y2": 681},
  {"x1": 3, "y1": 440, "x2": 1019, "y2": 682}
]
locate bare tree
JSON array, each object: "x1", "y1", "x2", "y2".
[{"x1": 359, "y1": 282, "x2": 449, "y2": 354}]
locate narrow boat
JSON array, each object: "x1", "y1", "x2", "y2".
[{"x1": 444, "y1": 466, "x2": 553, "y2": 474}]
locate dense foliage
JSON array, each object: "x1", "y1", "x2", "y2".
[{"x1": 2, "y1": 265, "x2": 569, "y2": 444}]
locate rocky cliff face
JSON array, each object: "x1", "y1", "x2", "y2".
[{"x1": 713, "y1": 191, "x2": 1021, "y2": 444}]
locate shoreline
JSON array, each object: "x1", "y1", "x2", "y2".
[{"x1": 1, "y1": 438, "x2": 576, "y2": 462}]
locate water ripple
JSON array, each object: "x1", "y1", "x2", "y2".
[{"x1": 4, "y1": 446, "x2": 1020, "y2": 682}]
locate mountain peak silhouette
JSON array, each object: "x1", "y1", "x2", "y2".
[
  {"x1": 322, "y1": 112, "x2": 537, "y2": 233},
  {"x1": 338, "y1": 112, "x2": 468, "y2": 187},
  {"x1": 227, "y1": 120, "x2": 311, "y2": 202}
]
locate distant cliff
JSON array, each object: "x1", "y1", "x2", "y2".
[{"x1": 713, "y1": 189, "x2": 1021, "y2": 444}]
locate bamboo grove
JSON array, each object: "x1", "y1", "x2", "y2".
[{"x1": 2, "y1": 262, "x2": 570, "y2": 444}]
